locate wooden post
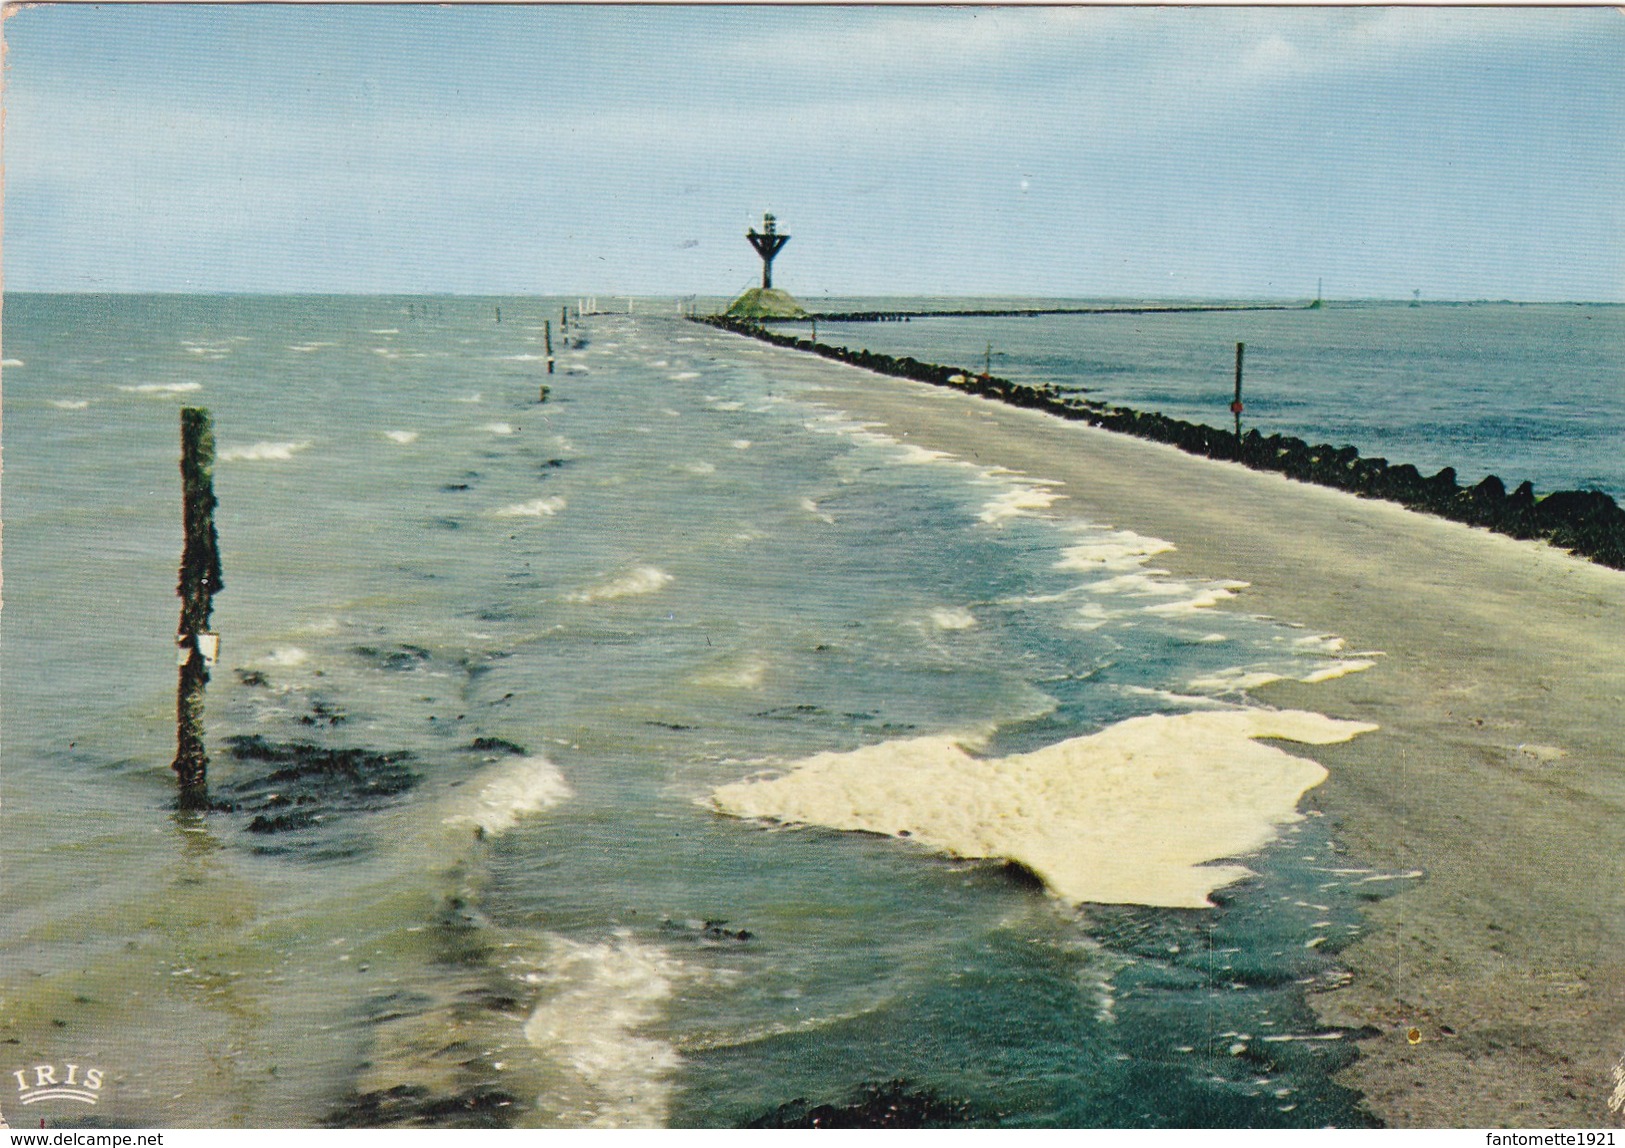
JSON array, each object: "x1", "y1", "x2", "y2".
[
  {"x1": 173, "y1": 408, "x2": 223, "y2": 801},
  {"x1": 544, "y1": 320, "x2": 554, "y2": 377},
  {"x1": 561, "y1": 306, "x2": 569, "y2": 345},
  {"x1": 1231, "y1": 342, "x2": 1246, "y2": 438}
]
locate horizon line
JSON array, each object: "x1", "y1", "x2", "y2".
[{"x1": 4, "y1": 290, "x2": 1620, "y2": 306}]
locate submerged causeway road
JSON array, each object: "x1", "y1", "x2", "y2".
[{"x1": 690, "y1": 318, "x2": 1625, "y2": 1128}]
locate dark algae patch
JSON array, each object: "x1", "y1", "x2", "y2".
[
  {"x1": 322, "y1": 1085, "x2": 518, "y2": 1129},
  {"x1": 468, "y1": 736, "x2": 528, "y2": 756},
  {"x1": 744, "y1": 1079, "x2": 989, "y2": 1128},
  {"x1": 352, "y1": 644, "x2": 434, "y2": 672},
  {"x1": 208, "y1": 736, "x2": 418, "y2": 843},
  {"x1": 699, "y1": 315, "x2": 1625, "y2": 570}
]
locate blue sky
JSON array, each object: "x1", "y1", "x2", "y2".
[{"x1": 4, "y1": 5, "x2": 1623, "y2": 298}]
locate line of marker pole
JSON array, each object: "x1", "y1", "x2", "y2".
[{"x1": 1232, "y1": 341, "x2": 1245, "y2": 437}]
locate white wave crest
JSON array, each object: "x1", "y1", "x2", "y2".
[
  {"x1": 1186, "y1": 667, "x2": 1286, "y2": 694},
  {"x1": 119, "y1": 382, "x2": 202, "y2": 395},
  {"x1": 691, "y1": 655, "x2": 767, "y2": 690},
  {"x1": 979, "y1": 483, "x2": 1065, "y2": 523},
  {"x1": 522, "y1": 934, "x2": 689, "y2": 1127},
  {"x1": 1084, "y1": 571, "x2": 1248, "y2": 615},
  {"x1": 490, "y1": 497, "x2": 567, "y2": 518},
  {"x1": 895, "y1": 443, "x2": 955, "y2": 465},
  {"x1": 567, "y1": 566, "x2": 672, "y2": 603},
  {"x1": 1143, "y1": 581, "x2": 1249, "y2": 615},
  {"x1": 1057, "y1": 530, "x2": 1177, "y2": 571},
  {"x1": 51, "y1": 399, "x2": 90, "y2": 410},
  {"x1": 1299, "y1": 659, "x2": 1378, "y2": 684},
  {"x1": 800, "y1": 498, "x2": 836, "y2": 524},
  {"x1": 929, "y1": 607, "x2": 978, "y2": 631},
  {"x1": 258, "y1": 647, "x2": 309, "y2": 667},
  {"x1": 220, "y1": 441, "x2": 312, "y2": 462},
  {"x1": 442, "y1": 755, "x2": 572, "y2": 836}
]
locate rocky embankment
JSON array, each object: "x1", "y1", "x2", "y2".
[{"x1": 697, "y1": 314, "x2": 1625, "y2": 570}]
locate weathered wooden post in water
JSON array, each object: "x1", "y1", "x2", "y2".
[
  {"x1": 1231, "y1": 342, "x2": 1246, "y2": 438},
  {"x1": 544, "y1": 320, "x2": 555, "y2": 375},
  {"x1": 173, "y1": 408, "x2": 223, "y2": 802}
]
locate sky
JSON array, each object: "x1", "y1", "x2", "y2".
[{"x1": 3, "y1": 4, "x2": 1624, "y2": 299}]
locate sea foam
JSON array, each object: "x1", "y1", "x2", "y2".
[{"x1": 712, "y1": 709, "x2": 1377, "y2": 909}]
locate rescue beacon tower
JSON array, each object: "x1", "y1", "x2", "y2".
[{"x1": 746, "y1": 213, "x2": 790, "y2": 290}]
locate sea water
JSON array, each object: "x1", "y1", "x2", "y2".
[
  {"x1": 808, "y1": 300, "x2": 1625, "y2": 500},
  {"x1": 0, "y1": 294, "x2": 1494, "y2": 1128}
]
